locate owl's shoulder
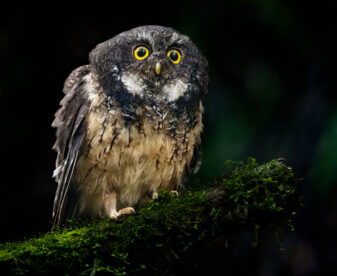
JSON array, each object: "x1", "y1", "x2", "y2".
[
  {"x1": 63, "y1": 65, "x2": 91, "y2": 95},
  {"x1": 52, "y1": 66, "x2": 92, "y2": 164}
]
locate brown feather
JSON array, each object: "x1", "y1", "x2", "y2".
[{"x1": 52, "y1": 66, "x2": 91, "y2": 229}]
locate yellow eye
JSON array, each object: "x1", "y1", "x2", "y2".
[
  {"x1": 167, "y1": 49, "x2": 181, "y2": 64},
  {"x1": 134, "y1": 46, "x2": 149, "y2": 60}
]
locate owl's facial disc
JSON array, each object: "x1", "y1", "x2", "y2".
[
  {"x1": 121, "y1": 44, "x2": 188, "y2": 102},
  {"x1": 90, "y1": 25, "x2": 208, "y2": 106}
]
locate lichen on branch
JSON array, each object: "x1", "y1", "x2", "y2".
[{"x1": 0, "y1": 158, "x2": 301, "y2": 275}]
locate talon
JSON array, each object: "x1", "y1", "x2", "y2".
[
  {"x1": 110, "y1": 214, "x2": 118, "y2": 220},
  {"x1": 109, "y1": 209, "x2": 119, "y2": 220},
  {"x1": 152, "y1": 192, "x2": 159, "y2": 200},
  {"x1": 170, "y1": 190, "x2": 179, "y2": 197},
  {"x1": 117, "y1": 207, "x2": 136, "y2": 216}
]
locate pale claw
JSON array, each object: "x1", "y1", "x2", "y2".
[
  {"x1": 152, "y1": 192, "x2": 159, "y2": 200},
  {"x1": 109, "y1": 214, "x2": 118, "y2": 220},
  {"x1": 117, "y1": 207, "x2": 136, "y2": 216},
  {"x1": 170, "y1": 190, "x2": 179, "y2": 197},
  {"x1": 109, "y1": 207, "x2": 135, "y2": 219}
]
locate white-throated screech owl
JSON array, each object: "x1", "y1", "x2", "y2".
[{"x1": 52, "y1": 25, "x2": 209, "y2": 228}]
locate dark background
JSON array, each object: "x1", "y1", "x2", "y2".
[{"x1": 1, "y1": 1, "x2": 336, "y2": 275}]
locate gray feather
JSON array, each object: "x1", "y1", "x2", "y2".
[{"x1": 52, "y1": 66, "x2": 90, "y2": 229}]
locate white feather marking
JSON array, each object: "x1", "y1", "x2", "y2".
[
  {"x1": 82, "y1": 73, "x2": 99, "y2": 102},
  {"x1": 137, "y1": 30, "x2": 152, "y2": 41},
  {"x1": 53, "y1": 164, "x2": 63, "y2": 179},
  {"x1": 121, "y1": 73, "x2": 144, "y2": 96},
  {"x1": 162, "y1": 80, "x2": 188, "y2": 101}
]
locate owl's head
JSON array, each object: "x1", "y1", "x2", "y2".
[{"x1": 89, "y1": 25, "x2": 208, "y2": 107}]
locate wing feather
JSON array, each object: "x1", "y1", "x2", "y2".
[
  {"x1": 52, "y1": 65, "x2": 91, "y2": 229},
  {"x1": 189, "y1": 142, "x2": 202, "y2": 175}
]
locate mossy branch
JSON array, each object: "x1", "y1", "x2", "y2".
[{"x1": 0, "y1": 158, "x2": 301, "y2": 275}]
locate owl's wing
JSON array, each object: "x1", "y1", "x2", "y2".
[
  {"x1": 189, "y1": 142, "x2": 202, "y2": 174},
  {"x1": 178, "y1": 142, "x2": 202, "y2": 191},
  {"x1": 51, "y1": 65, "x2": 91, "y2": 229}
]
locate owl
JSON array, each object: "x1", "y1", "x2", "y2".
[{"x1": 52, "y1": 25, "x2": 208, "y2": 228}]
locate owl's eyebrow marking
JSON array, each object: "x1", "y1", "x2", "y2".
[
  {"x1": 134, "y1": 39, "x2": 150, "y2": 45},
  {"x1": 170, "y1": 39, "x2": 186, "y2": 48},
  {"x1": 133, "y1": 37, "x2": 151, "y2": 48},
  {"x1": 168, "y1": 42, "x2": 185, "y2": 50}
]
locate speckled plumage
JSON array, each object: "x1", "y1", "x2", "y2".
[{"x1": 52, "y1": 25, "x2": 208, "y2": 228}]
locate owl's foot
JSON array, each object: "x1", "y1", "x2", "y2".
[
  {"x1": 151, "y1": 190, "x2": 179, "y2": 200},
  {"x1": 151, "y1": 190, "x2": 178, "y2": 200},
  {"x1": 118, "y1": 207, "x2": 136, "y2": 216},
  {"x1": 104, "y1": 192, "x2": 135, "y2": 220},
  {"x1": 109, "y1": 207, "x2": 136, "y2": 220},
  {"x1": 170, "y1": 190, "x2": 179, "y2": 197},
  {"x1": 152, "y1": 191, "x2": 159, "y2": 200}
]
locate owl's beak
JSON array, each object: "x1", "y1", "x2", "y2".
[{"x1": 155, "y1": 62, "x2": 161, "y2": 76}]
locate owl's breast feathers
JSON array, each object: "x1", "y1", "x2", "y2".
[
  {"x1": 74, "y1": 71, "x2": 203, "y2": 214},
  {"x1": 52, "y1": 67, "x2": 203, "y2": 224}
]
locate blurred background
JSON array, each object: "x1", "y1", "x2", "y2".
[{"x1": 0, "y1": 0, "x2": 336, "y2": 275}]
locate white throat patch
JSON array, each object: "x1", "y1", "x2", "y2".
[
  {"x1": 121, "y1": 72, "x2": 188, "y2": 102},
  {"x1": 162, "y1": 80, "x2": 188, "y2": 102},
  {"x1": 121, "y1": 73, "x2": 144, "y2": 96}
]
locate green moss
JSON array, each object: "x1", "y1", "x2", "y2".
[{"x1": 0, "y1": 158, "x2": 301, "y2": 275}]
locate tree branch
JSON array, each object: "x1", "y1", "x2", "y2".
[{"x1": 0, "y1": 158, "x2": 301, "y2": 275}]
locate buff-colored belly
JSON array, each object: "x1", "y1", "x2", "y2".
[{"x1": 73, "y1": 111, "x2": 198, "y2": 215}]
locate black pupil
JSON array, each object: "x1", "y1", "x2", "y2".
[
  {"x1": 137, "y1": 48, "x2": 146, "y2": 57},
  {"x1": 170, "y1": 51, "x2": 179, "y2": 61}
]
